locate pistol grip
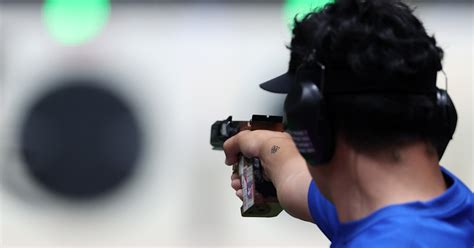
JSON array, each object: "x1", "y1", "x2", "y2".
[{"x1": 237, "y1": 156, "x2": 283, "y2": 217}]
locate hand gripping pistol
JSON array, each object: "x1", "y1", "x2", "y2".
[{"x1": 210, "y1": 115, "x2": 284, "y2": 217}]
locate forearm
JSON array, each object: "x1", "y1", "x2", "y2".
[
  {"x1": 259, "y1": 136, "x2": 313, "y2": 222},
  {"x1": 273, "y1": 156, "x2": 313, "y2": 222}
]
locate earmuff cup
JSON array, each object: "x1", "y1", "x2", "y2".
[
  {"x1": 284, "y1": 80, "x2": 334, "y2": 165},
  {"x1": 431, "y1": 89, "x2": 457, "y2": 159}
]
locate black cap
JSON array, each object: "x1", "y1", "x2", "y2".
[
  {"x1": 259, "y1": 72, "x2": 295, "y2": 94},
  {"x1": 261, "y1": 67, "x2": 438, "y2": 95}
]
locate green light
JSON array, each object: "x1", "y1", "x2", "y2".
[
  {"x1": 43, "y1": 0, "x2": 110, "y2": 46},
  {"x1": 284, "y1": 0, "x2": 334, "y2": 27}
]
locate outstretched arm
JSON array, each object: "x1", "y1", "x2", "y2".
[{"x1": 223, "y1": 130, "x2": 313, "y2": 222}]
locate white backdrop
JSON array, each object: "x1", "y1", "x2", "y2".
[{"x1": 0, "y1": 2, "x2": 472, "y2": 247}]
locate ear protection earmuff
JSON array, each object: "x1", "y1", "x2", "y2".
[
  {"x1": 284, "y1": 54, "x2": 457, "y2": 166},
  {"x1": 431, "y1": 85, "x2": 458, "y2": 159},
  {"x1": 284, "y1": 59, "x2": 334, "y2": 165}
]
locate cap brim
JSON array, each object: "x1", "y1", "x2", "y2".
[{"x1": 259, "y1": 73, "x2": 295, "y2": 94}]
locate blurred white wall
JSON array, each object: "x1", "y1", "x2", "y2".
[
  {"x1": 0, "y1": 2, "x2": 472, "y2": 247},
  {"x1": 413, "y1": 2, "x2": 473, "y2": 188}
]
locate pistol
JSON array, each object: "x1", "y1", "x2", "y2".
[{"x1": 210, "y1": 115, "x2": 284, "y2": 217}]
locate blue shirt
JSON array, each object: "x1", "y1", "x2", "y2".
[{"x1": 308, "y1": 167, "x2": 474, "y2": 247}]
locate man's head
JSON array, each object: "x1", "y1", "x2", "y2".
[{"x1": 262, "y1": 0, "x2": 456, "y2": 164}]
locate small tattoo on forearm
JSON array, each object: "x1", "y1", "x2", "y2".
[{"x1": 271, "y1": 145, "x2": 280, "y2": 154}]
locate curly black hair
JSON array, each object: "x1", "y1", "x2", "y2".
[{"x1": 289, "y1": 0, "x2": 447, "y2": 157}]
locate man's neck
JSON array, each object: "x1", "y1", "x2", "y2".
[{"x1": 312, "y1": 141, "x2": 447, "y2": 223}]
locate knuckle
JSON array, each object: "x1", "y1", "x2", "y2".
[{"x1": 222, "y1": 138, "x2": 233, "y2": 151}]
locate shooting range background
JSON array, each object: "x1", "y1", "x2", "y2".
[{"x1": 0, "y1": 1, "x2": 473, "y2": 246}]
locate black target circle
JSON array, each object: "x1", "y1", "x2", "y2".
[{"x1": 20, "y1": 82, "x2": 143, "y2": 198}]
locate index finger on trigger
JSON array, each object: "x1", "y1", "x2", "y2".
[{"x1": 223, "y1": 130, "x2": 248, "y2": 165}]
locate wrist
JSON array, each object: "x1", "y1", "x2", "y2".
[{"x1": 259, "y1": 135, "x2": 303, "y2": 185}]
